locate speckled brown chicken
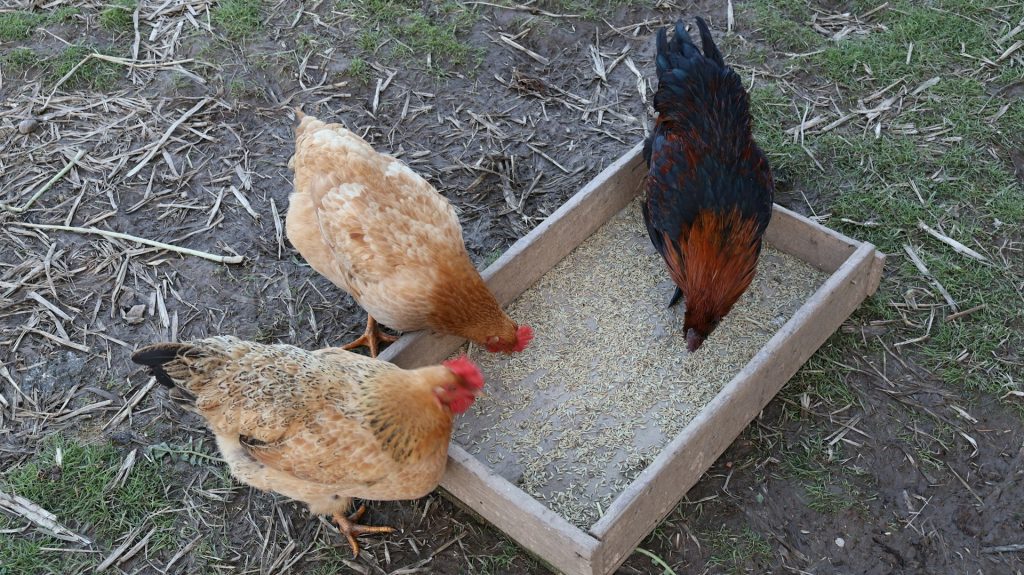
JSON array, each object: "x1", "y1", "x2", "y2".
[
  {"x1": 131, "y1": 336, "x2": 484, "y2": 556},
  {"x1": 286, "y1": 110, "x2": 532, "y2": 357}
]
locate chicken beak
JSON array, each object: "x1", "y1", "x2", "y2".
[
  {"x1": 686, "y1": 328, "x2": 705, "y2": 352},
  {"x1": 474, "y1": 389, "x2": 486, "y2": 399}
]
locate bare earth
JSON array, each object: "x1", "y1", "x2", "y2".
[{"x1": 1, "y1": 1, "x2": 1022, "y2": 574}]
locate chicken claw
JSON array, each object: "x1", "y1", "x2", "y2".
[
  {"x1": 342, "y1": 316, "x2": 399, "y2": 357},
  {"x1": 332, "y1": 505, "x2": 395, "y2": 557}
]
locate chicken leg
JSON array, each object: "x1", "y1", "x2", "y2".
[
  {"x1": 342, "y1": 315, "x2": 398, "y2": 357},
  {"x1": 332, "y1": 505, "x2": 395, "y2": 557},
  {"x1": 667, "y1": 286, "x2": 683, "y2": 308}
]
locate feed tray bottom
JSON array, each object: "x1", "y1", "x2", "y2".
[{"x1": 454, "y1": 198, "x2": 826, "y2": 528}]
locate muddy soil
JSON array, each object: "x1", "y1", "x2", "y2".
[{"x1": 1, "y1": 1, "x2": 1021, "y2": 574}]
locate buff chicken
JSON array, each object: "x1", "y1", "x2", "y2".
[
  {"x1": 286, "y1": 110, "x2": 532, "y2": 357},
  {"x1": 132, "y1": 336, "x2": 484, "y2": 556},
  {"x1": 643, "y1": 18, "x2": 774, "y2": 352}
]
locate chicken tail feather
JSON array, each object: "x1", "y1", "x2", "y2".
[
  {"x1": 652, "y1": 18, "x2": 732, "y2": 116},
  {"x1": 656, "y1": 18, "x2": 724, "y2": 75},
  {"x1": 131, "y1": 343, "x2": 204, "y2": 410},
  {"x1": 655, "y1": 21, "x2": 699, "y2": 80},
  {"x1": 132, "y1": 343, "x2": 192, "y2": 386},
  {"x1": 694, "y1": 17, "x2": 724, "y2": 67}
]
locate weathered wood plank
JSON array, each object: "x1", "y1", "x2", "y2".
[
  {"x1": 589, "y1": 243, "x2": 882, "y2": 574},
  {"x1": 482, "y1": 142, "x2": 646, "y2": 306},
  {"x1": 378, "y1": 332, "x2": 463, "y2": 369},
  {"x1": 765, "y1": 205, "x2": 860, "y2": 273},
  {"x1": 865, "y1": 250, "x2": 886, "y2": 297},
  {"x1": 440, "y1": 445, "x2": 599, "y2": 575}
]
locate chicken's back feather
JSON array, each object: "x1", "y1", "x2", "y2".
[
  {"x1": 287, "y1": 116, "x2": 471, "y2": 331},
  {"x1": 132, "y1": 337, "x2": 455, "y2": 511},
  {"x1": 285, "y1": 113, "x2": 527, "y2": 352},
  {"x1": 644, "y1": 19, "x2": 772, "y2": 244}
]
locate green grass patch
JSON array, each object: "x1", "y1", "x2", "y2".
[
  {"x1": 745, "y1": 1, "x2": 1023, "y2": 403},
  {"x1": 779, "y1": 433, "x2": 869, "y2": 513},
  {"x1": 296, "y1": 31, "x2": 319, "y2": 52},
  {"x1": 0, "y1": 7, "x2": 81, "y2": 41},
  {"x1": 228, "y1": 78, "x2": 249, "y2": 98},
  {"x1": 0, "y1": 11, "x2": 43, "y2": 40},
  {"x1": 46, "y1": 45, "x2": 120, "y2": 91},
  {"x1": 747, "y1": 83, "x2": 815, "y2": 183},
  {"x1": 0, "y1": 47, "x2": 39, "y2": 74},
  {"x1": 899, "y1": 419, "x2": 958, "y2": 471},
  {"x1": 49, "y1": 6, "x2": 80, "y2": 24},
  {"x1": 357, "y1": 28, "x2": 384, "y2": 52},
  {"x1": 0, "y1": 527, "x2": 68, "y2": 575},
  {"x1": 226, "y1": 77, "x2": 265, "y2": 100},
  {"x1": 785, "y1": 338, "x2": 860, "y2": 410},
  {"x1": 0, "y1": 436, "x2": 176, "y2": 574},
  {"x1": 100, "y1": 0, "x2": 137, "y2": 31},
  {"x1": 817, "y1": 130, "x2": 1023, "y2": 393},
  {"x1": 815, "y1": 0, "x2": 995, "y2": 87},
  {"x1": 337, "y1": 0, "x2": 480, "y2": 71},
  {"x1": 481, "y1": 247, "x2": 504, "y2": 268},
  {"x1": 703, "y1": 526, "x2": 772, "y2": 573},
  {"x1": 802, "y1": 476, "x2": 864, "y2": 513},
  {"x1": 346, "y1": 56, "x2": 370, "y2": 84},
  {"x1": 472, "y1": 540, "x2": 519, "y2": 574},
  {"x1": 749, "y1": 0, "x2": 821, "y2": 52},
  {"x1": 212, "y1": 0, "x2": 262, "y2": 40}
]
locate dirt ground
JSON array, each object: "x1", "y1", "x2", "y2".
[{"x1": 1, "y1": 1, "x2": 1022, "y2": 574}]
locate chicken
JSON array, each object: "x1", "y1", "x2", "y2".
[
  {"x1": 642, "y1": 18, "x2": 774, "y2": 352},
  {"x1": 131, "y1": 336, "x2": 484, "y2": 556},
  {"x1": 286, "y1": 110, "x2": 533, "y2": 357}
]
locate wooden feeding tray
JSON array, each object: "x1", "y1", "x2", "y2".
[{"x1": 379, "y1": 142, "x2": 884, "y2": 575}]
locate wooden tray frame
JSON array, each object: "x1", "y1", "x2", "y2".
[{"x1": 379, "y1": 142, "x2": 885, "y2": 575}]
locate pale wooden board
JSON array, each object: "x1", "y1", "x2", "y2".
[
  {"x1": 441, "y1": 446, "x2": 599, "y2": 575},
  {"x1": 765, "y1": 204, "x2": 858, "y2": 272},
  {"x1": 380, "y1": 141, "x2": 885, "y2": 575},
  {"x1": 378, "y1": 331, "x2": 463, "y2": 370}
]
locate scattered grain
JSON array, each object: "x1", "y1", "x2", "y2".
[{"x1": 453, "y1": 198, "x2": 827, "y2": 528}]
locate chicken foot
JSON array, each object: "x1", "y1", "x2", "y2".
[
  {"x1": 342, "y1": 315, "x2": 399, "y2": 357},
  {"x1": 332, "y1": 505, "x2": 396, "y2": 557}
]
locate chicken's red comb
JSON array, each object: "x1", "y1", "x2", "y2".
[
  {"x1": 442, "y1": 355, "x2": 485, "y2": 390},
  {"x1": 512, "y1": 325, "x2": 534, "y2": 353}
]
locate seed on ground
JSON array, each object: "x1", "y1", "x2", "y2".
[{"x1": 454, "y1": 197, "x2": 827, "y2": 528}]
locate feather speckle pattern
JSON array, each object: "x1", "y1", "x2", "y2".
[
  {"x1": 286, "y1": 111, "x2": 530, "y2": 354},
  {"x1": 131, "y1": 336, "x2": 478, "y2": 516}
]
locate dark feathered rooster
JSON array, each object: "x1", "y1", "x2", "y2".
[{"x1": 643, "y1": 18, "x2": 774, "y2": 352}]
